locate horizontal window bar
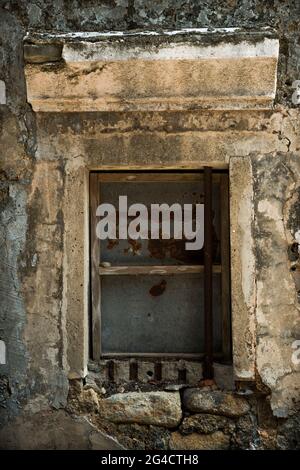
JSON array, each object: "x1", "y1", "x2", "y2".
[
  {"x1": 97, "y1": 172, "x2": 221, "y2": 183},
  {"x1": 101, "y1": 352, "x2": 225, "y2": 359},
  {"x1": 99, "y1": 264, "x2": 222, "y2": 275}
]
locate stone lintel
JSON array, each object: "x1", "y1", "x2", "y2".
[{"x1": 24, "y1": 29, "x2": 279, "y2": 112}]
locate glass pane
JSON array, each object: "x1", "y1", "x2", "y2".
[
  {"x1": 99, "y1": 179, "x2": 221, "y2": 266},
  {"x1": 101, "y1": 273, "x2": 222, "y2": 354}
]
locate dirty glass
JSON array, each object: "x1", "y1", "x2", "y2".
[
  {"x1": 101, "y1": 273, "x2": 222, "y2": 354},
  {"x1": 100, "y1": 180, "x2": 221, "y2": 266},
  {"x1": 96, "y1": 174, "x2": 224, "y2": 355}
]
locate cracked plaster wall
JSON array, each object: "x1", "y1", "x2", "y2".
[{"x1": 0, "y1": 0, "x2": 300, "y2": 449}]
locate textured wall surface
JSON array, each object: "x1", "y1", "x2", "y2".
[{"x1": 0, "y1": 1, "x2": 300, "y2": 449}]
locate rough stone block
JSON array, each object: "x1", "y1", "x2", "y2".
[
  {"x1": 183, "y1": 389, "x2": 250, "y2": 418},
  {"x1": 180, "y1": 413, "x2": 234, "y2": 435},
  {"x1": 100, "y1": 391, "x2": 182, "y2": 428},
  {"x1": 169, "y1": 431, "x2": 230, "y2": 450}
]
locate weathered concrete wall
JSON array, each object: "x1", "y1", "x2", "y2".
[{"x1": 0, "y1": 1, "x2": 300, "y2": 449}]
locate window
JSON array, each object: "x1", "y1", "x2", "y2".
[{"x1": 90, "y1": 170, "x2": 231, "y2": 379}]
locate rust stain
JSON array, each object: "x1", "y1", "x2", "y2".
[
  {"x1": 148, "y1": 238, "x2": 184, "y2": 261},
  {"x1": 148, "y1": 238, "x2": 201, "y2": 263},
  {"x1": 148, "y1": 225, "x2": 220, "y2": 264},
  {"x1": 107, "y1": 239, "x2": 119, "y2": 250},
  {"x1": 149, "y1": 279, "x2": 167, "y2": 297},
  {"x1": 124, "y1": 239, "x2": 142, "y2": 255}
]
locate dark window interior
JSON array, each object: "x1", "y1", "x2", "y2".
[{"x1": 90, "y1": 171, "x2": 231, "y2": 364}]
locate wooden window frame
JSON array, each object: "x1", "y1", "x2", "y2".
[{"x1": 90, "y1": 170, "x2": 231, "y2": 366}]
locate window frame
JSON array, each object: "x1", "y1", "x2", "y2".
[{"x1": 90, "y1": 170, "x2": 231, "y2": 366}]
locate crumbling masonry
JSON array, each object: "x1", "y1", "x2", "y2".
[{"x1": 0, "y1": 1, "x2": 300, "y2": 450}]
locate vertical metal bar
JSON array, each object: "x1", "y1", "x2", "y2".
[
  {"x1": 154, "y1": 362, "x2": 162, "y2": 381},
  {"x1": 178, "y1": 368, "x2": 187, "y2": 383},
  {"x1": 129, "y1": 360, "x2": 138, "y2": 381},
  {"x1": 203, "y1": 167, "x2": 214, "y2": 379},
  {"x1": 220, "y1": 173, "x2": 231, "y2": 362},
  {"x1": 107, "y1": 360, "x2": 115, "y2": 381},
  {"x1": 90, "y1": 173, "x2": 101, "y2": 361}
]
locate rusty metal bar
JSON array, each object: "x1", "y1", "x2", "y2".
[
  {"x1": 129, "y1": 360, "x2": 138, "y2": 381},
  {"x1": 203, "y1": 167, "x2": 214, "y2": 379},
  {"x1": 107, "y1": 360, "x2": 115, "y2": 382},
  {"x1": 154, "y1": 362, "x2": 162, "y2": 381},
  {"x1": 178, "y1": 368, "x2": 187, "y2": 383}
]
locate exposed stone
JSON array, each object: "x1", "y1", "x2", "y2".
[
  {"x1": 99, "y1": 422, "x2": 171, "y2": 450},
  {"x1": 277, "y1": 413, "x2": 300, "y2": 450},
  {"x1": 1, "y1": 0, "x2": 300, "y2": 452},
  {"x1": 0, "y1": 376, "x2": 10, "y2": 408},
  {"x1": 183, "y1": 389, "x2": 250, "y2": 418},
  {"x1": 232, "y1": 414, "x2": 259, "y2": 449},
  {"x1": 100, "y1": 391, "x2": 182, "y2": 428},
  {"x1": 258, "y1": 429, "x2": 277, "y2": 450},
  {"x1": 169, "y1": 431, "x2": 230, "y2": 450},
  {"x1": 84, "y1": 373, "x2": 101, "y2": 393},
  {"x1": 68, "y1": 385, "x2": 99, "y2": 414},
  {"x1": 180, "y1": 413, "x2": 234, "y2": 435},
  {"x1": 257, "y1": 396, "x2": 278, "y2": 430},
  {"x1": 81, "y1": 388, "x2": 100, "y2": 412}
]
